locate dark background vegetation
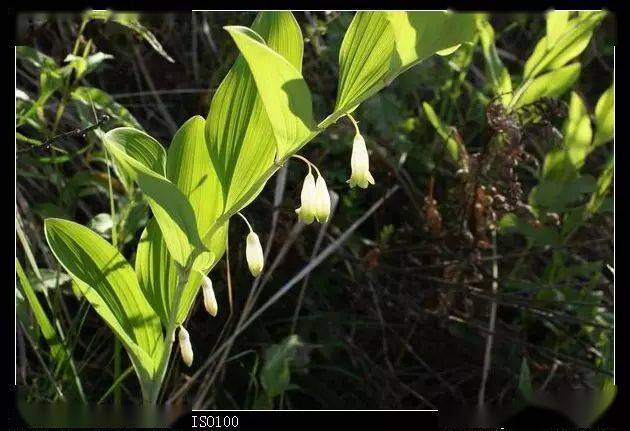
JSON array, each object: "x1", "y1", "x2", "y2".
[{"x1": 15, "y1": 10, "x2": 615, "y2": 416}]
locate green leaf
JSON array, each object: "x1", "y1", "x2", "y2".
[
  {"x1": 541, "y1": 92, "x2": 592, "y2": 181},
  {"x1": 71, "y1": 86, "x2": 143, "y2": 130},
  {"x1": 104, "y1": 127, "x2": 204, "y2": 267},
  {"x1": 44, "y1": 218, "x2": 163, "y2": 386},
  {"x1": 260, "y1": 335, "x2": 303, "y2": 399},
  {"x1": 16, "y1": 46, "x2": 58, "y2": 70},
  {"x1": 546, "y1": 11, "x2": 570, "y2": 48},
  {"x1": 16, "y1": 259, "x2": 67, "y2": 369},
  {"x1": 206, "y1": 12, "x2": 307, "y2": 217},
  {"x1": 84, "y1": 10, "x2": 174, "y2": 63},
  {"x1": 530, "y1": 175, "x2": 596, "y2": 213},
  {"x1": 477, "y1": 18, "x2": 512, "y2": 105},
  {"x1": 136, "y1": 116, "x2": 228, "y2": 326},
  {"x1": 332, "y1": 12, "x2": 477, "y2": 118},
  {"x1": 135, "y1": 219, "x2": 219, "y2": 326},
  {"x1": 514, "y1": 63, "x2": 581, "y2": 108},
  {"x1": 523, "y1": 11, "x2": 605, "y2": 81},
  {"x1": 422, "y1": 102, "x2": 458, "y2": 162},
  {"x1": 167, "y1": 116, "x2": 223, "y2": 239},
  {"x1": 224, "y1": 25, "x2": 316, "y2": 159},
  {"x1": 586, "y1": 157, "x2": 613, "y2": 217},
  {"x1": 593, "y1": 85, "x2": 614, "y2": 146},
  {"x1": 64, "y1": 52, "x2": 113, "y2": 79}
]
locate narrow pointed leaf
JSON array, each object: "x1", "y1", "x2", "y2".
[
  {"x1": 523, "y1": 11, "x2": 606, "y2": 81},
  {"x1": 514, "y1": 63, "x2": 581, "y2": 108},
  {"x1": 594, "y1": 85, "x2": 614, "y2": 147}
]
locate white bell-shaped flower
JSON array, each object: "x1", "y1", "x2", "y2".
[
  {"x1": 314, "y1": 175, "x2": 331, "y2": 223},
  {"x1": 246, "y1": 231, "x2": 264, "y2": 277},
  {"x1": 178, "y1": 326, "x2": 193, "y2": 367},
  {"x1": 295, "y1": 172, "x2": 317, "y2": 225},
  {"x1": 201, "y1": 275, "x2": 218, "y2": 317},
  {"x1": 348, "y1": 132, "x2": 375, "y2": 189}
]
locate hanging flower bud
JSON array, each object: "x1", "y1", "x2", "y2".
[
  {"x1": 201, "y1": 276, "x2": 218, "y2": 317},
  {"x1": 314, "y1": 174, "x2": 331, "y2": 223},
  {"x1": 246, "y1": 231, "x2": 264, "y2": 277},
  {"x1": 295, "y1": 172, "x2": 317, "y2": 225},
  {"x1": 348, "y1": 131, "x2": 375, "y2": 189},
  {"x1": 178, "y1": 326, "x2": 193, "y2": 367}
]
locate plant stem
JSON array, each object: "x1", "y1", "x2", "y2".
[{"x1": 146, "y1": 265, "x2": 191, "y2": 404}]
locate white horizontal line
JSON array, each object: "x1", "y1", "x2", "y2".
[{"x1": 191, "y1": 409, "x2": 438, "y2": 412}]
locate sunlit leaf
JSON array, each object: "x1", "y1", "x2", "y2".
[
  {"x1": 514, "y1": 63, "x2": 581, "y2": 108},
  {"x1": 477, "y1": 18, "x2": 512, "y2": 105},
  {"x1": 224, "y1": 25, "x2": 316, "y2": 158},
  {"x1": 44, "y1": 218, "x2": 163, "y2": 385},
  {"x1": 332, "y1": 12, "x2": 477, "y2": 119},
  {"x1": 594, "y1": 85, "x2": 614, "y2": 146},
  {"x1": 422, "y1": 102, "x2": 458, "y2": 162},
  {"x1": 523, "y1": 11, "x2": 605, "y2": 81},
  {"x1": 546, "y1": 10, "x2": 570, "y2": 48},
  {"x1": 206, "y1": 12, "x2": 306, "y2": 216},
  {"x1": 104, "y1": 127, "x2": 204, "y2": 267}
]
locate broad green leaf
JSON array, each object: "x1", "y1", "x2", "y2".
[
  {"x1": 334, "y1": 12, "x2": 395, "y2": 114},
  {"x1": 206, "y1": 12, "x2": 305, "y2": 215},
  {"x1": 16, "y1": 259, "x2": 67, "y2": 369},
  {"x1": 422, "y1": 102, "x2": 458, "y2": 162},
  {"x1": 546, "y1": 11, "x2": 570, "y2": 49},
  {"x1": 104, "y1": 128, "x2": 204, "y2": 267},
  {"x1": 84, "y1": 10, "x2": 174, "y2": 63},
  {"x1": 388, "y1": 12, "x2": 477, "y2": 73},
  {"x1": 514, "y1": 63, "x2": 581, "y2": 108},
  {"x1": 224, "y1": 25, "x2": 316, "y2": 159},
  {"x1": 542, "y1": 92, "x2": 592, "y2": 181},
  {"x1": 260, "y1": 335, "x2": 303, "y2": 398},
  {"x1": 477, "y1": 18, "x2": 512, "y2": 105},
  {"x1": 167, "y1": 116, "x2": 223, "y2": 238},
  {"x1": 44, "y1": 218, "x2": 163, "y2": 384},
  {"x1": 136, "y1": 116, "x2": 227, "y2": 326},
  {"x1": 136, "y1": 219, "x2": 220, "y2": 326},
  {"x1": 523, "y1": 11, "x2": 605, "y2": 81},
  {"x1": 332, "y1": 12, "x2": 477, "y2": 118},
  {"x1": 530, "y1": 175, "x2": 596, "y2": 213},
  {"x1": 593, "y1": 85, "x2": 614, "y2": 146}
]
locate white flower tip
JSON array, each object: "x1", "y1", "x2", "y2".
[
  {"x1": 348, "y1": 130, "x2": 375, "y2": 189},
  {"x1": 246, "y1": 231, "x2": 264, "y2": 277},
  {"x1": 178, "y1": 326, "x2": 193, "y2": 367},
  {"x1": 314, "y1": 175, "x2": 331, "y2": 223},
  {"x1": 202, "y1": 276, "x2": 218, "y2": 317}
]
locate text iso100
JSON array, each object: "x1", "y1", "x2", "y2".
[{"x1": 192, "y1": 415, "x2": 239, "y2": 428}]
